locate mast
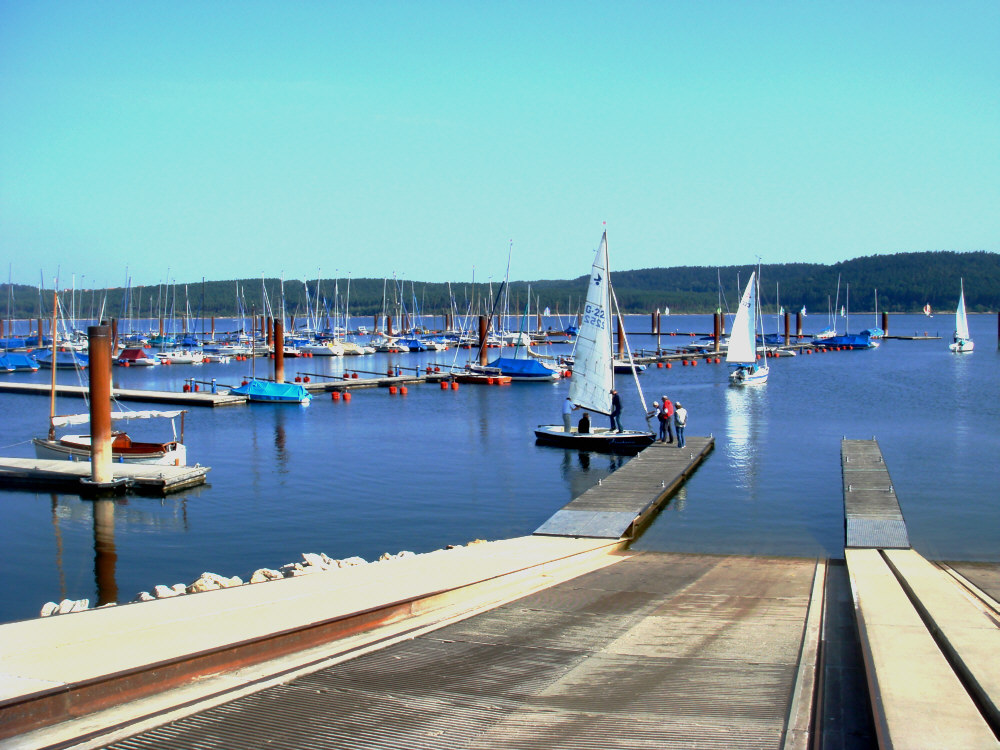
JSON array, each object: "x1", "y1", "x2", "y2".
[{"x1": 48, "y1": 288, "x2": 58, "y2": 440}]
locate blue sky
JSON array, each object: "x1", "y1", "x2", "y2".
[{"x1": 2, "y1": 1, "x2": 997, "y2": 289}]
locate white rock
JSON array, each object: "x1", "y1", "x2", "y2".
[
  {"x1": 337, "y1": 556, "x2": 367, "y2": 568},
  {"x1": 40, "y1": 602, "x2": 58, "y2": 617},
  {"x1": 378, "y1": 552, "x2": 393, "y2": 561},
  {"x1": 171, "y1": 583, "x2": 187, "y2": 595},
  {"x1": 302, "y1": 552, "x2": 329, "y2": 570},
  {"x1": 320, "y1": 552, "x2": 335, "y2": 566},
  {"x1": 396, "y1": 550, "x2": 415, "y2": 559},
  {"x1": 154, "y1": 585, "x2": 180, "y2": 599},
  {"x1": 134, "y1": 591, "x2": 155, "y2": 602},
  {"x1": 223, "y1": 576, "x2": 243, "y2": 588},
  {"x1": 69, "y1": 599, "x2": 90, "y2": 612},
  {"x1": 56, "y1": 599, "x2": 76, "y2": 615}
]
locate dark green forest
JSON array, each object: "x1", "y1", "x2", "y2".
[{"x1": 2, "y1": 251, "x2": 998, "y2": 321}]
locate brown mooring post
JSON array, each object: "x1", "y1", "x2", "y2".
[
  {"x1": 386, "y1": 315, "x2": 393, "y2": 336},
  {"x1": 88, "y1": 325, "x2": 113, "y2": 485},
  {"x1": 266, "y1": 317, "x2": 273, "y2": 347},
  {"x1": 111, "y1": 318, "x2": 118, "y2": 354},
  {"x1": 211, "y1": 316, "x2": 215, "y2": 339},
  {"x1": 882, "y1": 311, "x2": 889, "y2": 336},
  {"x1": 796, "y1": 311, "x2": 803, "y2": 338},
  {"x1": 713, "y1": 312, "x2": 721, "y2": 352},
  {"x1": 374, "y1": 314, "x2": 380, "y2": 334},
  {"x1": 784, "y1": 311, "x2": 791, "y2": 346},
  {"x1": 37, "y1": 317, "x2": 43, "y2": 348},
  {"x1": 158, "y1": 316, "x2": 164, "y2": 337},
  {"x1": 274, "y1": 319, "x2": 285, "y2": 383},
  {"x1": 478, "y1": 315, "x2": 489, "y2": 366},
  {"x1": 656, "y1": 311, "x2": 662, "y2": 353},
  {"x1": 616, "y1": 315, "x2": 625, "y2": 358}
]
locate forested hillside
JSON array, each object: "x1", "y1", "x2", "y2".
[{"x1": 3, "y1": 251, "x2": 998, "y2": 320}]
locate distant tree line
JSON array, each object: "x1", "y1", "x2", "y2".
[{"x1": 2, "y1": 251, "x2": 997, "y2": 322}]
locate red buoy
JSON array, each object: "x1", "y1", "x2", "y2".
[
  {"x1": 343, "y1": 392, "x2": 351, "y2": 401},
  {"x1": 400, "y1": 386, "x2": 408, "y2": 395},
  {"x1": 389, "y1": 385, "x2": 398, "y2": 394},
  {"x1": 441, "y1": 380, "x2": 449, "y2": 389},
  {"x1": 666, "y1": 362, "x2": 672, "y2": 369},
  {"x1": 451, "y1": 382, "x2": 459, "y2": 390},
  {"x1": 332, "y1": 391, "x2": 341, "y2": 401}
]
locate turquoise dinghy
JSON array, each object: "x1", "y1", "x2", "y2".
[{"x1": 229, "y1": 379, "x2": 312, "y2": 404}]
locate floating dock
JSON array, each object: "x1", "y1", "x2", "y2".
[
  {"x1": 0, "y1": 457, "x2": 210, "y2": 495},
  {"x1": 536, "y1": 436, "x2": 714, "y2": 539},
  {"x1": 842, "y1": 439, "x2": 1000, "y2": 749},
  {"x1": 0, "y1": 381, "x2": 246, "y2": 407}
]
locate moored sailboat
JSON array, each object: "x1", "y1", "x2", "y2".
[{"x1": 534, "y1": 230, "x2": 654, "y2": 451}]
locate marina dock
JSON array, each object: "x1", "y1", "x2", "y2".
[
  {"x1": 0, "y1": 381, "x2": 246, "y2": 407},
  {"x1": 0, "y1": 457, "x2": 210, "y2": 495},
  {"x1": 1, "y1": 438, "x2": 998, "y2": 749}
]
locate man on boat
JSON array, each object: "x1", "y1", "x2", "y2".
[
  {"x1": 562, "y1": 396, "x2": 579, "y2": 434},
  {"x1": 610, "y1": 389, "x2": 623, "y2": 433}
]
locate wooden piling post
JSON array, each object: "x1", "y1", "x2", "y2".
[
  {"x1": 784, "y1": 311, "x2": 791, "y2": 346},
  {"x1": 37, "y1": 317, "x2": 43, "y2": 348},
  {"x1": 479, "y1": 315, "x2": 489, "y2": 366},
  {"x1": 796, "y1": 311, "x2": 803, "y2": 338},
  {"x1": 713, "y1": 312, "x2": 721, "y2": 352},
  {"x1": 274, "y1": 319, "x2": 285, "y2": 384},
  {"x1": 882, "y1": 311, "x2": 889, "y2": 336},
  {"x1": 616, "y1": 315, "x2": 625, "y2": 358},
  {"x1": 88, "y1": 325, "x2": 113, "y2": 485}
]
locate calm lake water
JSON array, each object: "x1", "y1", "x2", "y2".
[{"x1": 0, "y1": 313, "x2": 997, "y2": 624}]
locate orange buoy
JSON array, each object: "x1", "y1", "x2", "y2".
[
  {"x1": 657, "y1": 362, "x2": 663, "y2": 368},
  {"x1": 682, "y1": 359, "x2": 688, "y2": 366},
  {"x1": 343, "y1": 392, "x2": 351, "y2": 401},
  {"x1": 451, "y1": 382, "x2": 459, "y2": 390},
  {"x1": 692, "y1": 359, "x2": 697, "y2": 366},
  {"x1": 441, "y1": 380, "x2": 449, "y2": 389},
  {"x1": 666, "y1": 362, "x2": 672, "y2": 369},
  {"x1": 332, "y1": 391, "x2": 341, "y2": 401},
  {"x1": 183, "y1": 384, "x2": 190, "y2": 392},
  {"x1": 400, "y1": 386, "x2": 408, "y2": 395},
  {"x1": 193, "y1": 384, "x2": 199, "y2": 392},
  {"x1": 434, "y1": 366, "x2": 440, "y2": 372},
  {"x1": 241, "y1": 380, "x2": 248, "y2": 386},
  {"x1": 389, "y1": 385, "x2": 398, "y2": 394},
  {"x1": 304, "y1": 376, "x2": 310, "y2": 383},
  {"x1": 487, "y1": 377, "x2": 494, "y2": 385},
  {"x1": 123, "y1": 361, "x2": 130, "y2": 367},
  {"x1": 343, "y1": 373, "x2": 350, "y2": 380}
]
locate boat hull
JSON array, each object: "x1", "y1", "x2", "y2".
[
  {"x1": 32, "y1": 437, "x2": 188, "y2": 466},
  {"x1": 949, "y1": 339, "x2": 974, "y2": 352},
  {"x1": 534, "y1": 425, "x2": 654, "y2": 453},
  {"x1": 729, "y1": 364, "x2": 769, "y2": 386}
]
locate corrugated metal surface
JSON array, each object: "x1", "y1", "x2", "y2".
[
  {"x1": 534, "y1": 509, "x2": 637, "y2": 538},
  {"x1": 846, "y1": 517, "x2": 910, "y2": 549},
  {"x1": 110, "y1": 552, "x2": 816, "y2": 750}
]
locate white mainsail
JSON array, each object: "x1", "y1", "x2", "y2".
[
  {"x1": 569, "y1": 232, "x2": 614, "y2": 414},
  {"x1": 955, "y1": 281, "x2": 970, "y2": 340},
  {"x1": 726, "y1": 271, "x2": 757, "y2": 366}
]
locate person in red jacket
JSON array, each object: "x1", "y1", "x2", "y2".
[{"x1": 660, "y1": 395, "x2": 675, "y2": 443}]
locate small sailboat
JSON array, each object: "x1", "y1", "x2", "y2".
[
  {"x1": 727, "y1": 270, "x2": 769, "y2": 385},
  {"x1": 534, "y1": 231, "x2": 654, "y2": 451},
  {"x1": 33, "y1": 410, "x2": 189, "y2": 465},
  {"x1": 948, "y1": 280, "x2": 974, "y2": 353},
  {"x1": 924, "y1": 303, "x2": 933, "y2": 317}
]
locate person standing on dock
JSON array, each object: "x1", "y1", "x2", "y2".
[
  {"x1": 563, "y1": 396, "x2": 579, "y2": 434},
  {"x1": 661, "y1": 395, "x2": 675, "y2": 443},
  {"x1": 674, "y1": 402, "x2": 687, "y2": 448},
  {"x1": 610, "y1": 389, "x2": 623, "y2": 433}
]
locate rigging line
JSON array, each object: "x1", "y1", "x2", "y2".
[{"x1": 610, "y1": 285, "x2": 651, "y2": 425}]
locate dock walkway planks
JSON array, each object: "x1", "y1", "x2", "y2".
[
  {"x1": 841, "y1": 438, "x2": 910, "y2": 549},
  {"x1": 843, "y1": 439, "x2": 1000, "y2": 749},
  {"x1": 535, "y1": 436, "x2": 714, "y2": 539},
  {"x1": 0, "y1": 457, "x2": 210, "y2": 494},
  {"x1": 0, "y1": 381, "x2": 246, "y2": 407}
]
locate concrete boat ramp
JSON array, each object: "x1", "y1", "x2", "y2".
[{"x1": 1, "y1": 438, "x2": 998, "y2": 749}]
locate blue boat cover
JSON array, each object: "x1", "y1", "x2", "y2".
[
  {"x1": 230, "y1": 379, "x2": 311, "y2": 403},
  {"x1": 0, "y1": 352, "x2": 39, "y2": 371},
  {"x1": 488, "y1": 356, "x2": 559, "y2": 378}
]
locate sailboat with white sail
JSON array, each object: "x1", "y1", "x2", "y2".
[
  {"x1": 534, "y1": 230, "x2": 654, "y2": 451},
  {"x1": 727, "y1": 270, "x2": 769, "y2": 385},
  {"x1": 948, "y1": 279, "x2": 974, "y2": 352}
]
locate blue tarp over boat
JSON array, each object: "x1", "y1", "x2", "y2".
[
  {"x1": 0, "y1": 352, "x2": 39, "y2": 371},
  {"x1": 486, "y1": 356, "x2": 560, "y2": 380},
  {"x1": 229, "y1": 379, "x2": 312, "y2": 403}
]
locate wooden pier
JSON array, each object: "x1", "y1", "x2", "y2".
[
  {"x1": 0, "y1": 381, "x2": 246, "y2": 407},
  {"x1": 536, "y1": 436, "x2": 714, "y2": 539},
  {"x1": 0, "y1": 457, "x2": 210, "y2": 495},
  {"x1": 842, "y1": 439, "x2": 1000, "y2": 749}
]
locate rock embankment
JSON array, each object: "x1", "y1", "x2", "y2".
[{"x1": 39, "y1": 541, "x2": 487, "y2": 617}]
